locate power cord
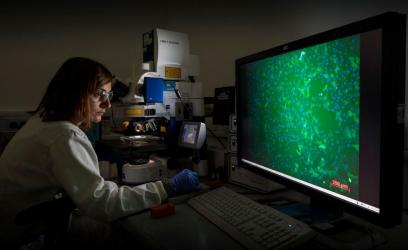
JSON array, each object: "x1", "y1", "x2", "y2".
[
  {"x1": 174, "y1": 88, "x2": 227, "y2": 150},
  {"x1": 110, "y1": 106, "x2": 117, "y2": 128}
]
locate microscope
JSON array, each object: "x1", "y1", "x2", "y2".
[{"x1": 118, "y1": 29, "x2": 208, "y2": 185}]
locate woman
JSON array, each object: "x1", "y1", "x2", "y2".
[{"x1": 0, "y1": 57, "x2": 200, "y2": 248}]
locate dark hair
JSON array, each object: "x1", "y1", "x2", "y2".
[{"x1": 35, "y1": 57, "x2": 113, "y2": 130}]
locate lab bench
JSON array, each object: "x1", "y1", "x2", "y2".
[{"x1": 115, "y1": 182, "x2": 408, "y2": 250}]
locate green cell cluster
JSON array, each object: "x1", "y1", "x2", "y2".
[{"x1": 244, "y1": 35, "x2": 360, "y2": 199}]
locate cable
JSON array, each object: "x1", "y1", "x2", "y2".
[
  {"x1": 110, "y1": 106, "x2": 117, "y2": 128},
  {"x1": 174, "y1": 89, "x2": 227, "y2": 150}
]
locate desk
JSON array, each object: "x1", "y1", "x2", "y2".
[
  {"x1": 117, "y1": 183, "x2": 408, "y2": 250},
  {"x1": 120, "y1": 203, "x2": 245, "y2": 250}
]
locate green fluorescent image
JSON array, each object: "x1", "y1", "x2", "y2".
[{"x1": 244, "y1": 34, "x2": 360, "y2": 199}]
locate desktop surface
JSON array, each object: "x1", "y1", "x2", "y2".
[
  {"x1": 119, "y1": 203, "x2": 246, "y2": 250},
  {"x1": 117, "y1": 183, "x2": 408, "y2": 250}
]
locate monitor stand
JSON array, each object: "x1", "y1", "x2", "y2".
[
  {"x1": 269, "y1": 200, "x2": 386, "y2": 250},
  {"x1": 311, "y1": 218, "x2": 387, "y2": 250}
]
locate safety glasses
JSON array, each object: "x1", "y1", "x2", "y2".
[{"x1": 94, "y1": 89, "x2": 113, "y2": 102}]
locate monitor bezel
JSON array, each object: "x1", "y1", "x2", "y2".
[
  {"x1": 236, "y1": 12, "x2": 406, "y2": 227},
  {"x1": 178, "y1": 121, "x2": 206, "y2": 149}
]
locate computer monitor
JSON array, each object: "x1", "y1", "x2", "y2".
[
  {"x1": 178, "y1": 121, "x2": 206, "y2": 149},
  {"x1": 236, "y1": 12, "x2": 405, "y2": 228}
]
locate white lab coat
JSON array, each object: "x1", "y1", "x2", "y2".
[{"x1": 0, "y1": 116, "x2": 167, "y2": 245}]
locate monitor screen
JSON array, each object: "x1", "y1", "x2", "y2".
[
  {"x1": 178, "y1": 122, "x2": 206, "y2": 149},
  {"x1": 183, "y1": 123, "x2": 198, "y2": 145},
  {"x1": 236, "y1": 12, "x2": 405, "y2": 227}
]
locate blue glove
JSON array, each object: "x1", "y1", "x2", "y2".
[{"x1": 169, "y1": 169, "x2": 201, "y2": 194}]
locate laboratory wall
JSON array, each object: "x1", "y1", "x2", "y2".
[
  {"x1": 0, "y1": 1, "x2": 168, "y2": 111},
  {"x1": 164, "y1": 1, "x2": 408, "y2": 97},
  {"x1": 2, "y1": 0, "x2": 408, "y2": 149},
  {"x1": 1, "y1": 1, "x2": 408, "y2": 109}
]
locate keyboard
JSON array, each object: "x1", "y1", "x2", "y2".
[{"x1": 187, "y1": 186, "x2": 316, "y2": 250}]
